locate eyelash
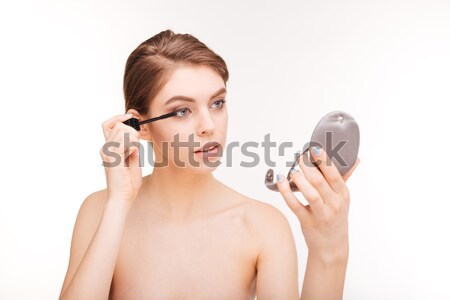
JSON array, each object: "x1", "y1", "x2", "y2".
[{"x1": 173, "y1": 99, "x2": 227, "y2": 118}]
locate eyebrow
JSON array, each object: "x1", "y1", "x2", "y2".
[{"x1": 164, "y1": 87, "x2": 227, "y2": 106}]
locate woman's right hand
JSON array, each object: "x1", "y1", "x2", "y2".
[{"x1": 100, "y1": 114, "x2": 143, "y2": 207}]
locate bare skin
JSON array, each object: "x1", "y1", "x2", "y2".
[
  {"x1": 60, "y1": 174, "x2": 298, "y2": 300},
  {"x1": 58, "y1": 65, "x2": 359, "y2": 300},
  {"x1": 110, "y1": 175, "x2": 263, "y2": 300}
]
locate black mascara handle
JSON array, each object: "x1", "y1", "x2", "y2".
[
  {"x1": 122, "y1": 111, "x2": 178, "y2": 131},
  {"x1": 123, "y1": 118, "x2": 141, "y2": 131}
]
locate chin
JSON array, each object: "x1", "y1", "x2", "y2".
[
  {"x1": 181, "y1": 156, "x2": 222, "y2": 174},
  {"x1": 189, "y1": 159, "x2": 222, "y2": 173}
]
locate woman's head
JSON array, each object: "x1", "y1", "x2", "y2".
[{"x1": 123, "y1": 29, "x2": 229, "y2": 173}]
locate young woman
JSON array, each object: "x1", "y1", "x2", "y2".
[{"x1": 59, "y1": 29, "x2": 360, "y2": 300}]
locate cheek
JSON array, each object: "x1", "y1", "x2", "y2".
[
  {"x1": 149, "y1": 126, "x2": 181, "y2": 153},
  {"x1": 224, "y1": 113, "x2": 228, "y2": 126},
  {"x1": 218, "y1": 113, "x2": 228, "y2": 132},
  {"x1": 163, "y1": 129, "x2": 195, "y2": 155},
  {"x1": 153, "y1": 121, "x2": 182, "y2": 139},
  {"x1": 221, "y1": 108, "x2": 228, "y2": 121}
]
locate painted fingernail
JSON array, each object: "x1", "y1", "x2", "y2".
[
  {"x1": 276, "y1": 174, "x2": 284, "y2": 182},
  {"x1": 312, "y1": 146, "x2": 321, "y2": 156}
]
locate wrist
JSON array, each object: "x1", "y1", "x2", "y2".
[
  {"x1": 302, "y1": 247, "x2": 349, "y2": 300},
  {"x1": 308, "y1": 250, "x2": 349, "y2": 267},
  {"x1": 308, "y1": 240, "x2": 349, "y2": 265},
  {"x1": 105, "y1": 198, "x2": 133, "y2": 216}
]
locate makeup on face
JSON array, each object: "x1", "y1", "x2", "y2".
[
  {"x1": 123, "y1": 99, "x2": 227, "y2": 132},
  {"x1": 123, "y1": 87, "x2": 228, "y2": 132}
]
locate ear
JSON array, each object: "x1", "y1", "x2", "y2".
[{"x1": 126, "y1": 108, "x2": 153, "y2": 142}]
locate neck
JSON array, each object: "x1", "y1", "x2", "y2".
[{"x1": 141, "y1": 166, "x2": 220, "y2": 222}]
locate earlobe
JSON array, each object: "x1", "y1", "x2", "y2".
[
  {"x1": 124, "y1": 108, "x2": 156, "y2": 141},
  {"x1": 139, "y1": 124, "x2": 153, "y2": 142}
]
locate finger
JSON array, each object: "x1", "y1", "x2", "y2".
[
  {"x1": 288, "y1": 169, "x2": 326, "y2": 215},
  {"x1": 106, "y1": 124, "x2": 140, "y2": 156},
  {"x1": 342, "y1": 157, "x2": 360, "y2": 182},
  {"x1": 108, "y1": 130, "x2": 140, "y2": 155},
  {"x1": 118, "y1": 144, "x2": 141, "y2": 168},
  {"x1": 110, "y1": 122, "x2": 140, "y2": 139},
  {"x1": 275, "y1": 173, "x2": 309, "y2": 220},
  {"x1": 102, "y1": 113, "x2": 134, "y2": 140},
  {"x1": 309, "y1": 146, "x2": 348, "y2": 195},
  {"x1": 103, "y1": 131, "x2": 140, "y2": 167},
  {"x1": 127, "y1": 146, "x2": 141, "y2": 170},
  {"x1": 124, "y1": 145, "x2": 141, "y2": 168},
  {"x1": 100, "y1": 143, "x2": 127, "y2": 166},
  {"x1": 297, "y1": 152, "x2": 337, "y2": 205}
]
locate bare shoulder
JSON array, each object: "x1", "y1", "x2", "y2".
[
  {"x1": 230, "y1": 192, "x2": 299, "y2": 298},
  {"x1": 59, "y1": 188, "x2": 109, "y2": 298},
  {"x1": 243, "y1": 198, "x2": 288, "y2": 222},
  {"x1": 78, "y1": 188, "x2": 109, "y2": 220},
  {"x1": 226, "y1": 189, "x2": 297, "y2": 274},
  {"x1": 218, "y1": 182, "x2": 293, "y2": 240},
  {"x1": 241, "y1": 197, "x2": 294, "y2": 239},
  {"x1": 70, "y1": 188, "x2": 110, "y2": 257}
]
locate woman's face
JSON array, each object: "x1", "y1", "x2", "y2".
[{"x1": 144, "y1": 65, "x2": 228, "y2": 173}]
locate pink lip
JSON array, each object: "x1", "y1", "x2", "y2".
[
  {"x1": 194, "y1": 142, "x2": 220, "y2": 153},
  {"x1": 194, "y1": 145, "x2": 219, "y2": 157}
]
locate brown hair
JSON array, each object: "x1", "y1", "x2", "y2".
[{"x1": 123, "y1": 29, "x2": 229, "y2": 116}]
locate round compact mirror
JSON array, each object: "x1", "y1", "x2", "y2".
[{"x1": 265, "y1": 110, "x2": 360, "y2": 192}]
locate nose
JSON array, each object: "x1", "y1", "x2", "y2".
[{"x1": 196, "y1": 108, "x2": 216, "y2": 136}]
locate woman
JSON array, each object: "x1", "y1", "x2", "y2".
[{"x1": 59, "y1": 29, "x2": 360, "y2": 300}]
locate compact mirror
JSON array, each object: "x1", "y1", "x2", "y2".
[{"x1": 265, "y1": 110, "x2": 360, "y2": 192}]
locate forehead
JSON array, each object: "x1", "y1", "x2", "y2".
[{"x1": 153, "y1": 65, "x2": 226, "y2": 105}]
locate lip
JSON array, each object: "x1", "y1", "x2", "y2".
[{"x1": 194, "y1": 141, "x2": 220, "y2": 153}]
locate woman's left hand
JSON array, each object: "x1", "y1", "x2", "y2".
[{"x1": 276, "y1": 147, "x2": 360, "y2": 261}]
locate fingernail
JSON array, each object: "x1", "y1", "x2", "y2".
[
  {"x1": 276, "y1": 173, "x2": 283, "y2": 183},
  {"x1": 125, "y1": 113, "x2": 133, "y2": 117},
  {"x1": 289, "y1": 168, "x2": 298, "y2": 174},
  {"x1": 312, "y1": 146, "x2": 321, "y2": 156}
]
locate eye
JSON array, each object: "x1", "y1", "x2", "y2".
[
  {"x1": 173, "y1": 99, "x2": 227, "y2": 118},
  {"x1": 175, "y1": 107, "x2": 190, "y2": 117},
  {"x1": 212, "y1": 99, "x2": 227, "y2": 109}
]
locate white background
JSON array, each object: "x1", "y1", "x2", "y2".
[{"x1": 1, "y1": 0, "x2": 450, "y2": 299}]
